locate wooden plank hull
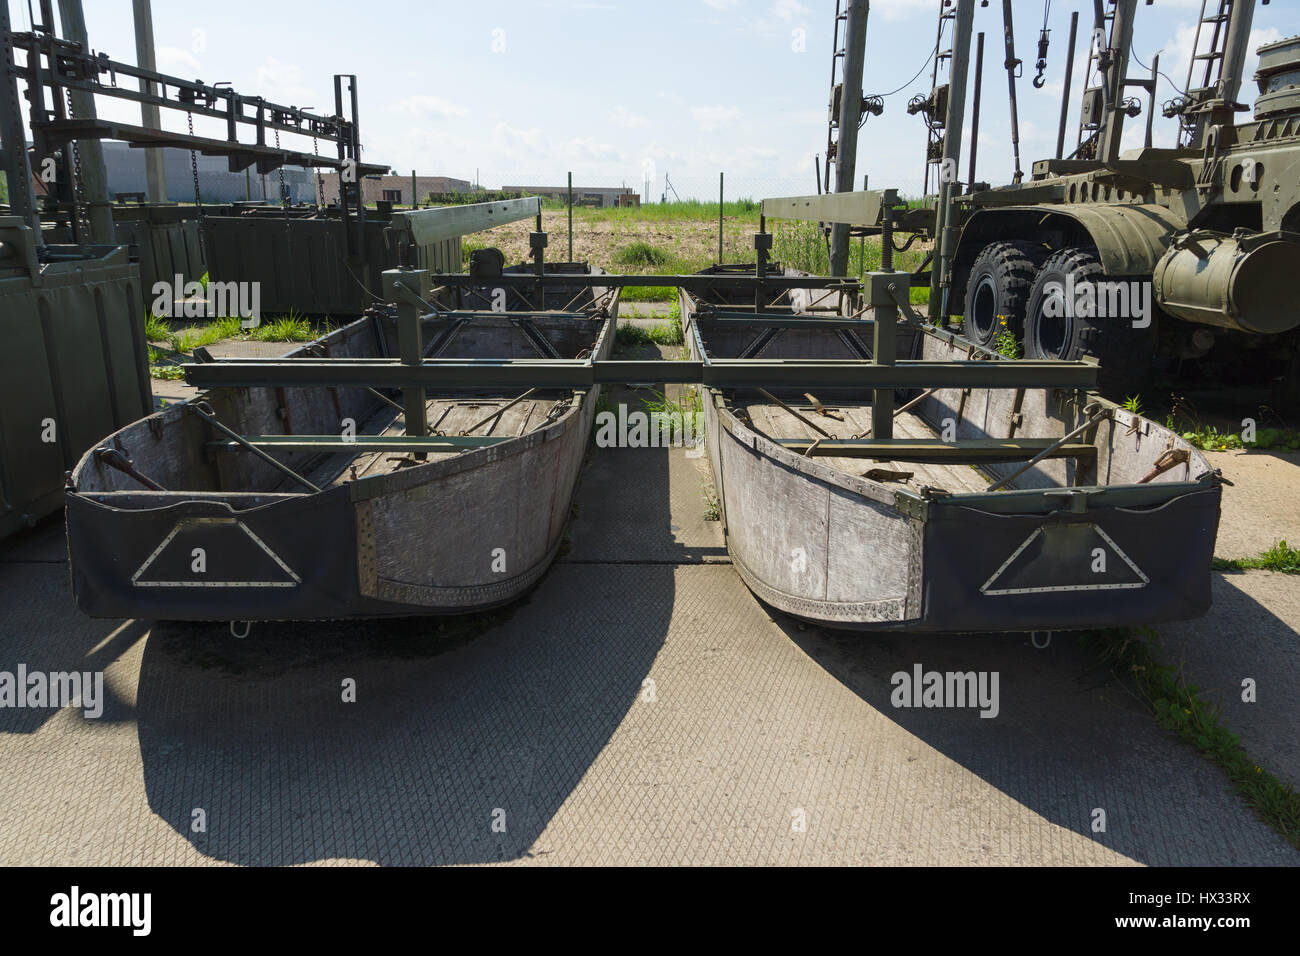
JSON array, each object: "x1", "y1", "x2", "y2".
[
  {"x1": 66, "y1": 267, "x2": 616, "y2": 621},
  {"x1": 683, "y1": 270, "x2": 1222, "y2": 632}
]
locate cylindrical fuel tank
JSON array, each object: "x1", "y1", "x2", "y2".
[
  {"x1": 1255, "y1": 35, "x2": 1300, "y2": 120},
  {"x1": 1152, "y1": 234, "x2": 1300, "y2": 334}
]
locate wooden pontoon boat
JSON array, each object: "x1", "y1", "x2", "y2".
[{"x1": 681, "y1": 268, "x2": 1223, "y2": 632}]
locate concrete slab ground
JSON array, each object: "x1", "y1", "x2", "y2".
[
  {"x1": 1159, "y1": 571, "x2": 1300, "y2": 789},
  {"x1": 1205, "y1": 449, "x2": 1300, "y2": 559},
  {"x1": 150, "y1": 338, "x2": 310, "y2": 407},
  {"x1": 0, "y1": 342, "x2": 1294, "y2": 865}
]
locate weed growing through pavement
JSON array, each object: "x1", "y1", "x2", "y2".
[
  {"x1": 1212, "y1": 540, "x2": 1300, "y2": 574},
  {"x1": 1085, "y1": 627, "x2": 1300, "y2": 848}
]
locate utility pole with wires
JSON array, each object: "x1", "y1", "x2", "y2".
[
  {"x1": 824, "y1": 0, "x2": 875, "y2": 277},
  {"x1": 909, "y1": 1, "x2": 957, "y2": 202}
]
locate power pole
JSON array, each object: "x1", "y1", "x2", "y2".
[
  {"x1": 829, "y1": 0, "x2": 868, "y2": 277},
  {"x1": 131, "y1": 0, "x2": 167, "y2": 203},
  {"x1": 928, "y1": 0, "x2": 975, "y2": 321},
  {"x1": 1000, "y1": 0, "x2": 1024, "y2": 184},
  {"x1": 0, "y1": 4, "x2": 40, "y2": 233},
  {"x1": 1098, "y1": 0, "x2": 1138, "y2": 164},
  {"x1": 57, "y1": 0, "x2": 114, "y2": 243}
]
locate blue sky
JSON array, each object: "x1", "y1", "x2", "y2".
[{"x1": 9, "y1": 0, "x2": 1299, "y2": 199}]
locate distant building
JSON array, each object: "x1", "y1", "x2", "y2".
[
  {"x1": 98, "y1": 141, "x2": 317, "y2": 203},
  {"x1": 317, "y1": 173, "x2": 473, "y2": 205},
  {"x1": 502, "y1": 185, "x2": 638, "y2": 208}
]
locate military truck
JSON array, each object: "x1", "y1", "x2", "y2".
[{"x1": 937, "y1": 2, "x2": 1300, "y2": 400}]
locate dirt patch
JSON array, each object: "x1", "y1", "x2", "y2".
[{"x1": 468, "y1": 209, "x2": 758, "y2": 272}]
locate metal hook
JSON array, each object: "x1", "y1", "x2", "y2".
[{"x1": 230, "y1": 620, "x2": 252, "y2": 639}]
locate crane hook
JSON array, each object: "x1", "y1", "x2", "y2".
[{"x1": 1032, "y1": 29, "x2": 1050, "y2": 88}]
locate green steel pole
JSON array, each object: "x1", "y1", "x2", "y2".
[
  {"x1": 718, "y1": 172, "x2": 724, "y2": 264},
  {"x1": 568, "y1": 171, "x2": 573, "y2": 262}
]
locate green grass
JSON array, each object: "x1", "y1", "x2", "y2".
[
  {"x1": 1180, "y1": 424, "x2": 1300, "y2": 452},
  {"x1": 147, "y1": 346, "x2": 185, "y2": 380},
  {"x1": 251, "y1": 312, "x2": 313, "y2": 342},
  {"x1": 150, "y1": 363, "x2": 185, "y2": 381},
  {"x1": 1122, "y1": 394, "x2": 1143, "y2": 415},
  {"x1": 641, "y1": 386, "x2": 703, "y2": 431},
  {"x1": 1086, "y1": 627, "x2": 1300, "y2": 848},
  {"x1": 615, "y1": 319, "x2": 683, "y2": 348},
  {"x1": 770, "y1": 219, "x2": 931, "y2": 303},
  {"x1": 145, "y1": 308, "x2": 317, "y2": 367},
  {"x1": 167, "y1": 315, "x2": 244, "y2": 353},
  {"x1": 612, "y1": 240, "x2": 672, "y2": 268},
  {"x1": 577, "y1": 198, "x2": 761, "y2": 224},
  {"x1": 1212, "y1": 540, "x2": 1300, "y2": 574},
  {"x1": 995, "y1": 328, "x2": 1021, "y2": 359},
  {"x1": 621, "y1": 285, "x2": 676, "y2": 302},
  {"x1": 144, "y1": 313, "x2": 171, "y2": 343}
]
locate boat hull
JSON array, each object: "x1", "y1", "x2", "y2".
[
  {"x1": 684, "y1": 273, "x2": 1222, "y2": 632},
  {"x1": 66, "y1": 404, "x2": 593, "y2": 620},
  {"x1": 67, "y1": 270, "x2": 615, "y2": 621}
]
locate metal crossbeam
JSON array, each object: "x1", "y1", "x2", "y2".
[
  {"x1": 760, "y1": 189, "x2": 894, "y2": 227},
  {"x1": 210, "y1": 435, "x2": 510, "y2": 452},
  {"x1": 417, "y1": 311, "x2": 603, "y2": 322},
  {"x1": 27, "y1": 118, "x2": 380, "y2": 173},
  {"x1": 426, "y1": 274, "x2": 863, "y2": 290},
  {"x1": 390, "y1": 199, "x2": 542, "y2": 245},
  {"x1": 183, "y1": 357, "x2": 1098, "y2": 390},
  {"x1": 773, "y1": 438, "x2": 1098, "y2": 463},
  {"x1": 697, "y1": 314, "x2": 879, "y2": 329}
]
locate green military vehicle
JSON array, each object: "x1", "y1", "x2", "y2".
[{"x1": 937, "y1": 2, "x2": 1300, "y2": 400}]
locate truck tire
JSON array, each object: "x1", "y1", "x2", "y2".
[
  {"x1": 1023, "y1": 247, "x2": 1153, "y2": 397},
  {"x1": 962, "y1": 241, "x2": 1042, "y2": 348}
]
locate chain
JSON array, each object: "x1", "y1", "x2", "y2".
[
  {"x1": 274, "y1": 126, "x2": 287, "y2": 210},
  {"x1": 187, "y1": 110, "x2": 206, "y2": 257},
  {"x1": 312, "y1": 131, "x2": 325, "y2": 209},
  {"x1": 64, "y1": 89, "x2": 90, "y2": 241},
  {"x1": 274, "y1": 126, "x2": 291, "y2": 261}
]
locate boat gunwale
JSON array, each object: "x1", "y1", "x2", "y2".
[
  {"x1": 68, "y1": 281, "x2": 618, "y2": 506},
  {"x1": 678, "y1": 277, "x2": 1217, "y2": 514}
]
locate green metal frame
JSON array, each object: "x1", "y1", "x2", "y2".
[
  {"x1": 183, "y1": 357, "x2": 1097, "y2": 390},
  {"x1": 210, "y1": 435, "x2": 511, "y2": 452},
  {"x1": 772, "y1": 438, "x2": 1098, "y2": 463},
  {"x1": 425, "y1": 273, "x2": 864, "y2": 291}
]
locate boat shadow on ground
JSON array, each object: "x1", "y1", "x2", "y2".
[
  {"x1": 0, "y1": 515, "x2": 143, "y2": 734},
  {"x1": 768, "y1": 606, "x2": 1296, "y2": 866},
  {"x1": 134, "y1": 419, "x2": 677, "y2": 866}
]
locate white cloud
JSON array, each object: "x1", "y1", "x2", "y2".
[
  {"x1": 611, "y1": 106, "x2": 649, "y2": 128},
  {"x1": 703, "y1": 0, "x2": 741, "y2": 9},
  {"x1": 394, "y1": 95, "x2": 468, "y2": 118},
  {"x1": 155, "y1": 46, "x2": 201, "y2": 77},
  {"x1": 254, "y1": 57, "x2": 315, "y2": 104},
  {"x1": 873, "y1": 0, "x2": 934, "y2": 21},
  {"x1": 691, "y1": 104, "x2": 742, "y2": 131},
  {"x1": 771, "y1": 0, "x2": 811, "y2": 23}
]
